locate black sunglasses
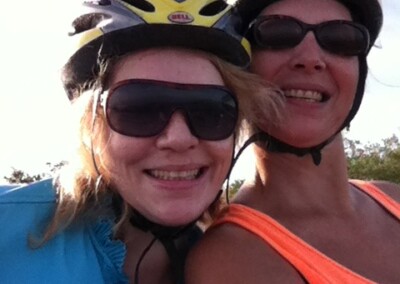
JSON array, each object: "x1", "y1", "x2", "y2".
[
  {"x1": 249, "y1": 15, "x2": 370, "y2": 56},
  {"x1": 101, "y1": 79, "x2": 238, "y2": 141}
]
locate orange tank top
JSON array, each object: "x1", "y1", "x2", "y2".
[{"x1": 212, "y1": 180, "x2": 400, "y2": 284}]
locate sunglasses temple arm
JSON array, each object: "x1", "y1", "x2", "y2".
[
  {"x1": 224, "y1": 132, "x2": 266, "y2": 203},
  {"x1": 91, "y1": 91, "x2": 102, "y2": 176},
  {"x1": 224, "y1": 132, "x2": 259, "y2": 204}
]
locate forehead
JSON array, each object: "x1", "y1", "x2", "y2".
[
  {"x1": 260, "y1": 0, "x2": 352, "y2": 22},
  {"x1": 110, "y1": 48, "x2": 224, "y2": 86}
]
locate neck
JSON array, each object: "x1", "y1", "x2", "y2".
[
  {"x1": 236, "y1": 135, "x2": 353, "y2": 217},
  {"x1": 265, "y1": 137, "x2": 347, "y2": 181},
  {"x1": 121, "y1": 223, "x2": 174, "y2": 284}
]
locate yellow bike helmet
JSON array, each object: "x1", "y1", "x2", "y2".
[{"x1": 62, "y1": 0, "x2": 251, "y2": 100}]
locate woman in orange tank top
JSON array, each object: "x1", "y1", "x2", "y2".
[{"x1": 185, "y1": 0, "x2": 400, "y2": 283}]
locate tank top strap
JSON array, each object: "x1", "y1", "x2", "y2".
[
  {"x1": 350, "y1": 180, "x2": 400, "y2": 219},
  {"x1": 212, "y1": 204, "x2": 376, "y2": 284}
]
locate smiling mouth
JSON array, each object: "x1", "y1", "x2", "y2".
[
  {"x1": 284, "y1": 89, "x2": 329, "y2": 103},
  {"x1": 146, "y1": 169, "x2": 204, "y2": 181}
]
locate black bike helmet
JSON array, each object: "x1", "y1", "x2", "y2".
[
  {"x1": 235, "y1": 0, "x2": 383, "y2": 164},
  {"x1": 62, "y1": 0, "x2": 251, "y2": 100}
]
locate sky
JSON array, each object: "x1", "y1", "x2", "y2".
[{"x1": 0, "y1": 0, "x2": 399, "y2": 183}]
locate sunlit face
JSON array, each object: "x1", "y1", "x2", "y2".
[
  {"x1": 104, "y1": 48, "x2": 233, "y2": 226},
  {"x1": 251, "y1": 0, "x2": 359, "y2": 147}
]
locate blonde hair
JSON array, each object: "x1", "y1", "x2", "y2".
[{"x1": 36, "y1": 51, "x2": 282, "y2": 245}]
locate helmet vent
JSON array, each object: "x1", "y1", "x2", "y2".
[
  {"x1": 199, "y1": 0, "x2": 228, "y2": 16},
  {"x1": 121, "y1": 0, "x2": 155, "y2": 12},
  {"x1": 70, "y1": 13, "x2": 111, "y2": 35},
  {"x1": 83, "y1": 0, "x2": 111, "y2": 5}
]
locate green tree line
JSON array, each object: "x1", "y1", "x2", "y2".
[
  {"x1": 345, "y1": 134, "x2": 400, "y2": 184},
  {"x1": 229, "y1": 134, "x2": 400, "y2": 197}
]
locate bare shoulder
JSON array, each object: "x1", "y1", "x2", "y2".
[
  {"x1": 185, "y1": 224, "x2": 243, "y2": 284},
  {"x1": 185, "y1": 223, "x2": 304, "y2": 284},
  {"x1": 370, "y1": 180, "x2": 400, "y2": 202}
]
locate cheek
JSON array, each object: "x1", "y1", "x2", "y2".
[
  {"x1": 250, "y1": 51, "x2": 282, "y2": 82},
  {"x1": 335, "y1": 58, "x2": 359, "y2": 104},
  {"x1": 206, "y1": 139, "x2": 234, "y2": 171},
  {"x1": 105, "y1": 132, "x2": 151, "y2": 169}
]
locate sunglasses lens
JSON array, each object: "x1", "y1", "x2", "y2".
[
  {"x1": 106, "y1": 80, "x2": 237, "y2": 140},
  {"x1": 318, "y1": 22, "x2": 369, "y2": 55},
  {"x1": 253, "y1": 18, "x2": 303, "y2": 49},
  {"x1": 107, "y1": 86, "x2": 170, "y2": 137},
  {"x1": 252, "y1": 16, "x2": 369, "y2": 56},
  {"x1": 187, "y1": 92, "x2": 237, "y2": 140}
]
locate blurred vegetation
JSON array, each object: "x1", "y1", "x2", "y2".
[
  {"x1": 345, "y1": 134, "x2": 400, "y2": 184},
  {"x1": 226, "y1": 134, "x2": 400, "y2": 198},
  {"x1": 3, "y1": 162, "x2": 66, "y2": 184}
]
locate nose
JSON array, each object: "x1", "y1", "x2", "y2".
[
  {"x1": 289, "y1": 32, "x2": 326, "y2": 73},
  {"x1": 156, "y1": 111, "x2": 199, "y2": 151}
]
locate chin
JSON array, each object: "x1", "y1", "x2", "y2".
[
  {"x1": 155, "y1": 208, "x2": 205, "y2": 227},
  {"x1": 271, "y1": 127, "x2": 332, "y2": 148},
  {"x1": 153, "y1": 218, "x2": 193, "y2": 228}
]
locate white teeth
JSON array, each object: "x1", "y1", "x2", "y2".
[
  {"x1": 284, "y1": 89, "x2": 323, "y2": 102},
  {"x1": 149, "y1": 169, "x2": 200, "y2": 180}
]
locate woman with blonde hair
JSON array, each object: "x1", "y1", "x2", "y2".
[{"x1": 0, "y1": 0, "x2": 281, "y2": 283}]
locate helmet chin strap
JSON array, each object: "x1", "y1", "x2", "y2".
[
  {"x1": 129, "y1": 210, "x2": 195, "y2": 284},
  {"x1": 112, "y1": 194, "x2": 200, "y2": 284},
  {"x1": 233, "y1": 131, "x2": 339, "y2": 167},
  {"x1": 113, "y1": 189, "x2": 222, "y2": 284},
  {"x1": 257, "y1": 132, "x2": 338, "y2": 165}
]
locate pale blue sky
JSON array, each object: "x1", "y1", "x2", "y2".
[{"x1": 1, "y1": 0, "x2": 399, "y2": 182}]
